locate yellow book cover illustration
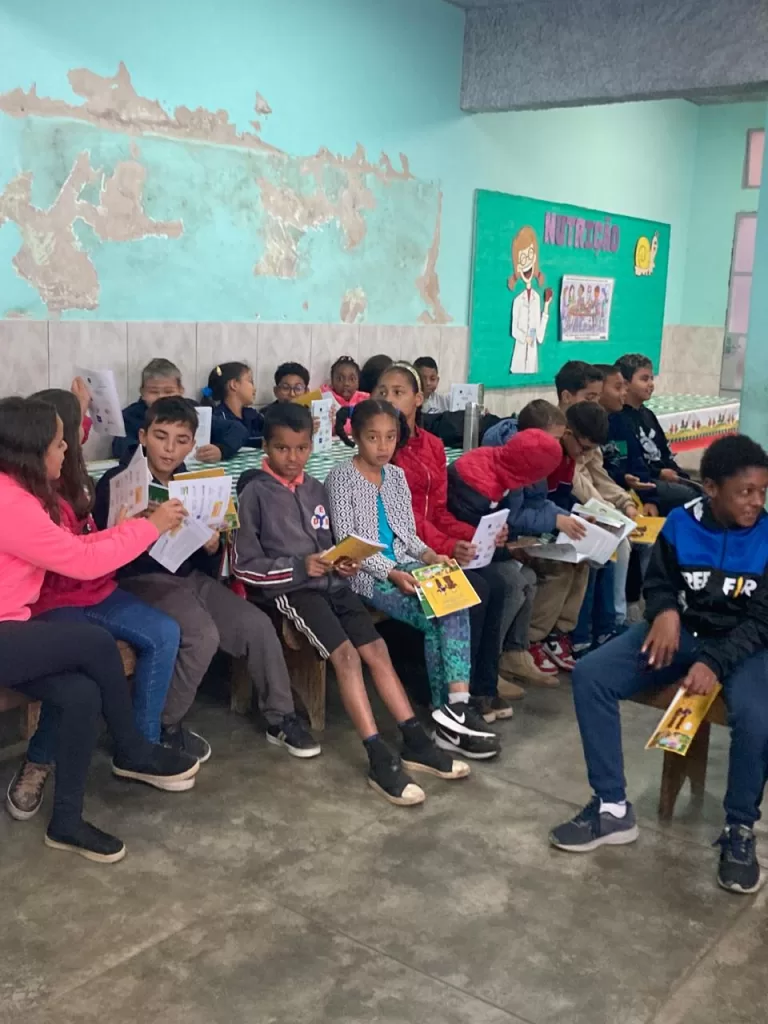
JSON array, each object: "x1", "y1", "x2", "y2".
[
  {"x1": 632, "y1": 516, "x2": 666, "y2": 545},
  {"x1": 173, "y1": 467, "x2": 226, "y2": 480},
  {"x1": 411, "y1": 561, "x2": 481, "y2": 618},
  {"x1": 320, "y1": 534, "x2": 385, "y2": 565},
  {"x1": 645, "y1": 683, "x2": 723, "y2": 756},
  {"x1": 292, "y1": 389, "x2": 323, "y2": 408}
]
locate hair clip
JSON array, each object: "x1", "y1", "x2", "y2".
[
  {"x1": 201, "y1": 386, "x2": 213, "y2": 398},
  {"x1": 215, "y1": 365, "x2": 222, "y2": 376}
]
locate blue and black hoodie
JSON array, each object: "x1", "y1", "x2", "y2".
[{"x1": 644, "y1": 497, "x2": 768, "y2": 680}]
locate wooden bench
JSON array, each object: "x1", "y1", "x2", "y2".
[
  {"x1": 0, "y1": 641, "x2": 138, "y2": 749},
  {"x1": 632, "y1": 683, "x2": 728, "y2": 820}
]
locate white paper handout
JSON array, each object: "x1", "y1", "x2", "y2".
[
  {"x1": 149, "y1": 516, "x2": 214, "y2": 573},
  {"x1": 168, "y1": 475, "x2": 233, "y2": 529},
  {"x1": 464, "y1": 509, "x2": 509, "y2": 570},
  {"x1": 311, "y1": 396, "x2": 334, "y2": 454},
  {"x1": 75, "y1": 367, "x2": 126, "y2": 437},
  {"x1": 450, "y1": 383, "x2": 480, "y2": 412},
  {"x1": 107, "y1": 447, "x2": 150, "y2": 527},
  {"x1": 193, "y1": 406, "x2": 212, "y2": 450},
  {"x1": 533, "y1": 504, "x2": 635, "y2": 567}
]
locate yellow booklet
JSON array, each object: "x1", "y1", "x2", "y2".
[
  {"x1": 632, "y1": 516, "x2": 665, "y2": 545},
  {"x1": 645, "y1": 683, "x2": 723, "y2": 756},
  {"x1": 172, "y1": 468, "x2": 240, "y2": 530},
  {"x1": 411, "y1": 561, "x2": 481, "y2": 618},
  {"x1": 292, "y1": 388, "x2": 323, "y2": 408},
  {"x1": 320, "y1": 534, "x2": 384, "y2": 565}
]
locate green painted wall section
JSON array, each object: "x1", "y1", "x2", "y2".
[
  {"x1": 0, "y1": 0, "x2": 760, "y2": 326},
  {"x1": 682, "y1": 102, "x2": 765, "y2": 327}
]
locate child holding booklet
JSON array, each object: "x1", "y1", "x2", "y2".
[
  {"x1": 94, "y1": 397, "x2": 320, "y2": 762},
  {"x1": 550, "y1": 435, "x2": 768, "y2": 896},
  {"x1": 6, "y1": 389, "x2": 183, "y2": 823},
  {"x1": 327, "y1": 399, "x2": 500, "y2": 760},
  {"x1": 233, "y1": 402, "x2": 469, "y2": 805},
  {"x1": 376, "y1": 362, "x2": 554, "y2": 715},
  {"x1": 0, "y1": 396, "x2": 197, "y2": 863}
]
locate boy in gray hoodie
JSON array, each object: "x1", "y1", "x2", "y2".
[{"x1": 234, "y1": 403, "x2": 470, "y2": 806}]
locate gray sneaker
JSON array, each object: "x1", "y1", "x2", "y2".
[
  {"x1": 7, "y1": 760, "x2": 52, "y2": 820},
  {"x1": 549, "y1": 797, "x2": 639, "y2": 852}
]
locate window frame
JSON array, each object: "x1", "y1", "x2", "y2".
[{"x1": 742, "y1": 127, "x2": 765, "y2": 190}]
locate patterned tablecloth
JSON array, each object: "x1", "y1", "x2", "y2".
[
  {"x1": 89, "y1": 442, "x2": 464, "y2": 493},
  {"x1": 646, "y1": 394, "x2": 740, "y2": 452}
]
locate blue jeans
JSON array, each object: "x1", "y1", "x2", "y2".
[
  {"x1": 29, "y1": 589, "x2": 180, "y2": 757},
  {"x1": 572, "y1": 622, "x2": 768, "y2": 826},
  {"x1": 572, "y1": 563, "x2": 617, "y2": 647}
]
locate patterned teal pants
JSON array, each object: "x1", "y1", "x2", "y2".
[{"x1": 364, "y1": 565, "x2": 471, "y2": 708}]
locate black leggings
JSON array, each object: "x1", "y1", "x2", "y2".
[{"x1": 1, "y1": 619, "x2": 152, "y2": 831}]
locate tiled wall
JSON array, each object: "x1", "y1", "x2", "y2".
[{"x1": 0, "y1": 320, "x2": 725, "y2": 458}]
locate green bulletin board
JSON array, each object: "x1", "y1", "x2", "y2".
[{"x1": 468, "y1": 190, "x2": 670, "y2": 389}]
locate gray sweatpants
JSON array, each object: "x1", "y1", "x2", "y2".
[{"x1": 119, "y1": 571, "x2": 295, "y2": 726}]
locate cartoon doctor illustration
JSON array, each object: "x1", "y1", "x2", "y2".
[{"x1": 508, "y1": 226, "x2": 553, "y2": 375}]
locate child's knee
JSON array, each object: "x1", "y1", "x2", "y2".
[
  {"x1": 331, "y1": 639, "x2": 362, "y2": 671},
  {"x1": 360, "y1": 637, "x2": 391, "y2": 665}
]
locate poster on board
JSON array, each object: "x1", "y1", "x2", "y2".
[{"x1": 560, "y1": 275, "x2": 614, "y2": 341}]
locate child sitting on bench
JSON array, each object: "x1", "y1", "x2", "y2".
[{"x1": 550, "y1": 434, "x2": 768, "y2": 896}]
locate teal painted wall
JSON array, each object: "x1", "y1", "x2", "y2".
[
  {"x1": 681, "y1": 102, "x2": 765, "y2": 327},
  {"x1": 0, "y1": 0, "x2": 757, "y2": 327},
  {"x1": 739, "y1": 105, "x2": 768, "y2": 444}
]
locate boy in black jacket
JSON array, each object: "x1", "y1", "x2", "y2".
[
  {"x1": 96, "y1": 397, "x2": 320, "y2": 762},
  {"x1": 234, "y1": 403, "x2": 470, "y2": 806},
  {"x1": 603, "y1": 353, "x2": 700, "y2": 515},
  {"x1": 549, "y1": 434, "x2": 768, "y2": 894}
]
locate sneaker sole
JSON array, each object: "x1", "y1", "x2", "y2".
[
  {"x1": 717, "y1": 875, "x2": 761, "y2": 895},
  {"x1": 434, "y1": 734, "x2": 500, "y2": 760},
  {"x1": 549, "y1": 825, "x2": 639, "y2": 852},
  {"x1": 367, "y1": 777, "x2": 425, "y2": 806},
  {"x1": 401, "y1": 757, "x2": 471, "y2": 780},
  {"x1": 111, "y1": 762, "x2": 199, "y2": 791},
  {"x1": 5, "y1": 794, "x2": 42, "y2": 821},
  {"x1": 492, "y1": 708, "x2": 514, "y2": 721},
  {"x1": 44, "y1": 835, "x2": 127, "y2": 864},
  {"x1": 266, "y1": 733, "x2": 322, "y2": 759}
]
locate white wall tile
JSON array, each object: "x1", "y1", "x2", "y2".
[
  {"x1": 357, "y1": 325, "x2": 400, "y2": 367},
  {"x1": 399, "y1": 326, "x2": 441, "y2": 367},
  {"x1": 196, "y1": 323, "x2": 260, "y2": 394},
  {"x1": 126, "y1": 323, "x2": 197, "y2": 401},
  {"x1": 0, "y1": 321, "x2": 49, "y2": 397},
  {"x1": 257, "y1": 324, "x2": 312, "y2": 404},
  {"x1": 310, "y1": 324, "x2": 359, "y2": 394},
  {"x1": 439, "y1": 326, "x2": 469, "y2": 386}
]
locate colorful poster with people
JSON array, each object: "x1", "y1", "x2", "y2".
[{"x1": 560, "y1": 275, "x2": 614, "y2": 341}]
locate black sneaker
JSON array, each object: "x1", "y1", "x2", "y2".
[
  {"x1": 549, "y1": 796, "x2": 639, "y2": 852},
  {"x1": 716, "y1": 824, "x2": 761, "y2": 894},
  {"x1": 400, "y1": 722, "x2": 470, "y2": 780},
  {"x1": 45, "y1": 820, "x2": 126, "y2": 864},
  {"x1": 112, "y1": 744, "x2": 199, "y2": 791},
  {"x1": 469, "y1": 696, "x2": 497, "y2": 724},
  {"x1": 161, "y1": 723, "x2": 212, "y2": 764},
  {"x1": 267, "y1": 714, "x2": 322, "y2": 759},
  {"x1": 432, "y1": 703, "x2": 501, "y2": 760},
  {"x1": 366, "y1": 743, "x2": 425, "y2": 806}
]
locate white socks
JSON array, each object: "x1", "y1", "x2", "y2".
[
  {"x1": 448, "y1": 691, "x2": 469, "y2": 705},
  {"x1": 600, "y1": 800, "x2": 627, "y2": 819}
]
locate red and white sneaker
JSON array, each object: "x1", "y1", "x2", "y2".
[
  {"x1": 543, "y1": 633, "x2": 577, "y2": 672},
  {"x1": 528, "y1": 643, "x2": 560, "y2": 676}
]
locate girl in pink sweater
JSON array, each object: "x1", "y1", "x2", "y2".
[
  {"x1": 0, "y1": 396, "x2": 199, "y2": 864},
  {"x1": 7, "y1": 389, "x2": 187, "y2": 826}
]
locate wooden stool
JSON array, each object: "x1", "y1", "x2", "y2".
[{"x1": 631, "y1": 683, "x2": 728, "y2": 819}]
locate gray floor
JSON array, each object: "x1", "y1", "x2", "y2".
[{"x1": 1, "y1": 678, "x2": 766, "y2": 1024}]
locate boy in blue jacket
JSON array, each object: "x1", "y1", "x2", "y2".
[
  {"x1": 113, "y1": 358, "x2": 244, "y2": 463},
  {"x1": 550, "y1": 434, "x2": 768, "y2": 895}
]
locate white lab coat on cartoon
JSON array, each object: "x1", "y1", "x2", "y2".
[{"x1": 510, "y1": 288, "x2": 549, "y2": 374}]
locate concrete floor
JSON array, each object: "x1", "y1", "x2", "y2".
[{"x1": 1, "y1": 678, "x2": 766, "y2": 1024}]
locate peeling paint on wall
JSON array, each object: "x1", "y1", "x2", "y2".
[
  {"x1": 0, "y1": 64, "x2": 446, "y2": 322},
  {"x1": 340, "y1": 287, "x2": 367, "y2": 323}
]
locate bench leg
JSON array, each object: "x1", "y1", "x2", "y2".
[
  {"x1": 230, "y1": 656, "x2": 253, "y2": 715},
  {"x1": 659, "y1": 752, "x2": 687, "y2": 820},
  {"x1": 685, "y1": 720, "x2": 710, "y2": 806},
  {"x1": 284, "y1": 647, "x2": 326, "y2": 733},
  {"x1": 20, "y1": 701, "x2": 40, "y2": 741}
]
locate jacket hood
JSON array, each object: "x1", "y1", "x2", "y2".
[{"x1": 497, "y1": 429, "x2": 563, "y2": 489}]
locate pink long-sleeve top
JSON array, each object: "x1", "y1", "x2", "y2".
[{"x1": 0, "y1": 473, "x2": 159, "y2": 623}]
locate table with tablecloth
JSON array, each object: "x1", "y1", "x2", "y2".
[{"x1": 646, "y1": 394, "x2": 740, "y2": 453}]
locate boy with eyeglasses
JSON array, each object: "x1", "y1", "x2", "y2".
[{"x1": 261, "y1": 362, "x2": 311, "y2": 412}]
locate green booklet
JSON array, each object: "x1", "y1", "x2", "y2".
[{"x1": 148, "y1": 483, "x2": 169, "y2": 504}]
